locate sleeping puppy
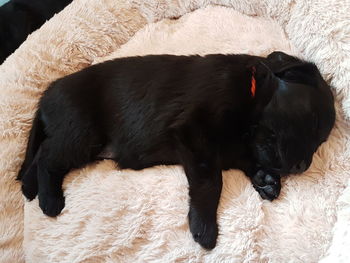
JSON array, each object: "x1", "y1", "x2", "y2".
[
  {"x1": 18, "y1": 51, "x2": 335, "y2": 249},
  {"x1": 0, "y1": 0, "x2": 72, "y2": 64}
]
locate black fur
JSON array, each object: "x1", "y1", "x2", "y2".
[
  {"x1": 0, "y1": 0, "x2": 72, "y2": 64},
  {"x1": 18, "y1": 51, "x2": 335, "y2": 249}
]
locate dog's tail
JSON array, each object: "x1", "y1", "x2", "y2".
[{"x1": 17, "y1": 109, "x2": 46, "y2": 181}]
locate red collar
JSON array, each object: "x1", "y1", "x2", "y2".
[{"x1": 251, "y1": 66, "x2": 256, "y2": 98}]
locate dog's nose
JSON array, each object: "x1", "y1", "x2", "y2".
[{"x1": 291, "y1": 160, "x2": 307, "y2": 174}]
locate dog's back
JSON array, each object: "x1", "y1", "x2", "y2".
[{"x1": 38, "y1": 54, "x2": 257, "y2": 169}]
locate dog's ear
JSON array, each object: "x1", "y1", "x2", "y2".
[
  {"x1": 266, "y1": 51, "x2": 304, "y2": 74},
  {"x1": 251, "y1": 52, "x2": 306, "y2": 111},
  {"x1": 266, "y1": 51, "x2": 326, "y2": 88},
  {"x1": 250, "y1": 61, "x2": 279, "y2": 119},
  {"x1": 267, "y1": 51, "x2": 300, "y2": 64}
]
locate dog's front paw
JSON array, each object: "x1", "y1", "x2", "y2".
[
  {"x1": 251, "y1": 170, "x2": 281, "y2": 201},
  {"x1": 38, "y1": 193, "x2": 65, "y2": 217},
  {"x1": 188, "y1": 207, "x2": 218, "y2": 250}
]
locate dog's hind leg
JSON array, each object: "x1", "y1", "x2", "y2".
[
  {"x1": 18, "y1": 111, "x2": 46, "y2": 200},
  {"x1": 20, "y1": 147, "x2": 41, "y2": 201},
  {"x1": 36, "y1": 128, "x2": 104, "y2": 217},
  {"x1": 17, "y1": 111, "x2": 46, "y2": 181}
]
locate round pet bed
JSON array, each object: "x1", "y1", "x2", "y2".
[{"x1": 0, "y1": 0, "x2": 349, "y2": 262}]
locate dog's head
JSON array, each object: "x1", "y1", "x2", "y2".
[{"x1": 250, "y1": 51, "x2": 335, "y2": 175}]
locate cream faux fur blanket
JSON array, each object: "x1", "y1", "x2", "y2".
[{"x1": 0, "y1": 0, "x2": 350, "y2": 262}]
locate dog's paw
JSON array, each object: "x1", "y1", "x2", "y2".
[
  {"x1": 38, "y1": 193, "x2": 65, "y2": 217},
  {"x1": 251, "y1": 170, "x2": 281, "y2": 201},
  {"x1": 188, "y1": 207, "x2": 218, "y2": 250},
  {"x1": 21, "y1": 183, "x2": 38, "y2": 201}
]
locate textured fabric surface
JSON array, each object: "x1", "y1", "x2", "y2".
[{"x1": 0, "y1": 0, "x2": 349, "y2": 262}]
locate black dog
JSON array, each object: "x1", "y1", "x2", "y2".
[
  {"x1": 18, "y1": 51, "x2": 335, "y2": 249},
  {"x1": 0, "y1": 0, "x2": 72, "y2": 64}
]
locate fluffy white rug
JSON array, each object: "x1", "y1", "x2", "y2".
[{"x1": 0, "y1": 0, "x2": 349, "y2": 262}]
